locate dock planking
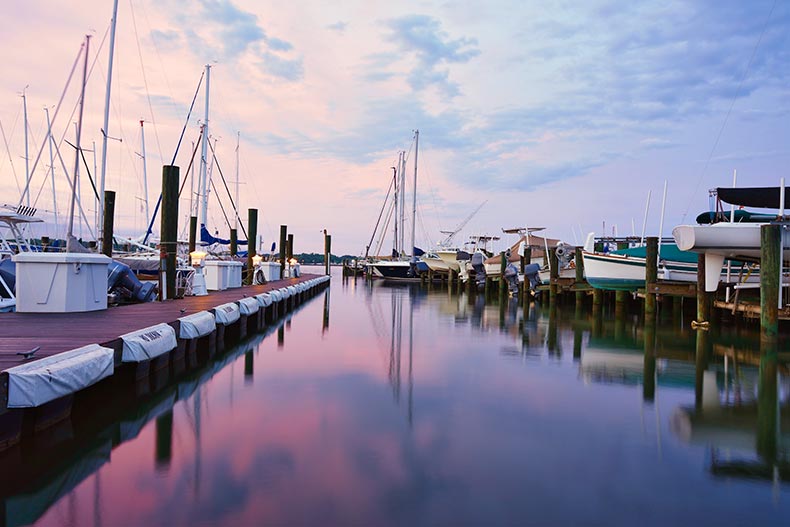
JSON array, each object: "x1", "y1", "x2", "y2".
[{"x1": 0, "y1": 274, "x2": 322, "y2": 371}]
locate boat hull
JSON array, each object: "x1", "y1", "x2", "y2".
[{"x1": 367, "y1": 261, "x2": 417, "y2": 280}]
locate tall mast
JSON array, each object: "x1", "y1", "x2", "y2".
[
  {"x1": 189, "y1": 139, "x2": 196, "y2": 218},
  {"x1": 234, "y1": 131, "x2": 240, "y2": 230},
  {"x1": 198, "y1": 64, "x2": 211, "y2": 227},
  {"x1": 410, "y1": 130, "x2": 418, "y2": 258},
  {"x1": 66, "y1": 35, "x2": 90, "y2": 251},
  {"x1": 139, "y1": 120, "x2": 150, "y2": 224},
  {"x1": 399, "y1": 150, "x2": 406, "y2": 257},
  {"x1": 22, "y1": 88, "x2": 29, "y2": 207},
  {"x1": 392, "y1": 164, "x2": 398, "y2": 256},
  {"x1": 45, "y1": 107, "x2": 58, "y2": 238},
  {"x1": 98, "y1": 0, "x2": 119, "y2": 243}
]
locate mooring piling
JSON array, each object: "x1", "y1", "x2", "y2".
[
  {"x1": 645, "y1": 236, "x2": 658, "y2": 321},
  {"x1": 188, "y1": 216, "x2": 197, "y2": 254},
  {"x1": 324, "y1": 233, "x2": 332, "y2": 276},
  {"x1": 160, "y1": 165, "x2": 179, "y2": 300},
  {"x1": 247, "y1": 208, "x2": 258, "y2": 284},
  {"x1": 279, "y1": 225, "x2": 288, "y2": 276},
  {"x1": 101, "y1": 190, "x2": 115, "y2": 257},
  {"x1": 760, "y1": 224, "x2": 780, "y2": 353}
]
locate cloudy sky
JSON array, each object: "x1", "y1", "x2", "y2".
[{"x1": 1, "y1": 0, "x2": 788, "y2": 254}]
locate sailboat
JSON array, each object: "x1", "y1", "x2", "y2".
[{"x1": 367, "y1": 130, "x2": 422, "y2": 280}]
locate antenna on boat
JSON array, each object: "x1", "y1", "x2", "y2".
[
  {"x1": 657, "y1": 180, "x2": 668, "y2": 261},
  {"x1": 640, "y1": 190, "x2": 652, "y2": 246}
]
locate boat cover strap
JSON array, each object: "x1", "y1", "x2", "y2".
[{"x1": 5, "y1": 344, "x2": 114, "y2": 408}]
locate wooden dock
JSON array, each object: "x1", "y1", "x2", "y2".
[{"x1": 0, "y1": 274, "x2": 330, "y2": 448}]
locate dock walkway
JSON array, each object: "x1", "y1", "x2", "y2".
[{"x1": 0, "y1": 275, "x2": 317, "y2": 370}]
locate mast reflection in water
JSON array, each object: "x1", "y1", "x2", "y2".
[{"x1": 4, "y1": 266, "x2": 790, "y2": 526}]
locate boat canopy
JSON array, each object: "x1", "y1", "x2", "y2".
[
  {"x1": 200, "y1": 225, "x2": 247, "y2": 246},
  {"x1": 716, "y1": 187, "x2": 788, "y2": 209}
]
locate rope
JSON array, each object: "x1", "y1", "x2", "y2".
[{"x1": 208, "y1": 140, "x2": 248, "y2": 239}]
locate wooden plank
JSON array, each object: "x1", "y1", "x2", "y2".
[
  {"x1": 646, "y1": 281, "x2": 697, "y2": 298},
  {"x1": 0, "y1": 274, "x2": 322, "y2": 374}
]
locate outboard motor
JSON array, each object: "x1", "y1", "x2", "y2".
[
  {"x1": 108, "y1": 260, "x2": 157, "y2": 302},
  {"x1": 555, "y1": 243, "x2": 575, "y2": 268},
  {"x1": 523, "y1": 263, "x2": 542, "y2": 295},
  {"x1": 503, "y1": 263, "x2": 520, "y2": 295},
  {"x1": 471, "y1": 251, "x2": 486, "y2": 289},
  {"x1": 456, "y1": 250, "x2": 471, "y2": 282}
]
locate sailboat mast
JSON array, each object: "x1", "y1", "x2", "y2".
[
  {"x1": 66, "y1": 35, "x2": 90, "y2": 248},
  {"x1": 22, "y1": 88, "x2": 29, "y2": 208},
  {"x1": 410, "y1": 130, "x2": 418, "y2": 257},
  {"x1": 392, "y1": 165, "x2": 399, "y2": 256},
  {"x1": 45, "y1": 107, "x2": 58, "y2": 238},
  {"x1": 235, "y1": 131, "x2": 240, "y2": 231},
  {"x1": 399, "y1": 151, "x2": 406, "y2": 257},
  {"x1": 98, "y1": 0, "x2": 119, "y2": 243},
  {"x1": 198, "y1": 64, "x2": 211, "y2": 228},
  {"x1": 140, "y1": 120, "x2": 150, "y2": 224}
]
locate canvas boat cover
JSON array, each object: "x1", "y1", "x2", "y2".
[
  {"x1": 483, "y1": 233, "x2": 562, "y2": 266},
  {"x1": 256, "y1": 292, "x2": 273, "y2": 307},
  {"x1": 717, "y1": 187, "x2": 789, "y2": 209},
  {"x1": 5, "y1": 343, "x2": 114, "y2": 408},
  {"x1": 121, "y1": 323, "x2": 177, "y2": 363},
  {"x1": 178, "y1": 311, "x2": 216, "y2": 339},
  {"x1": 238, "y1": 296, "x2": 259, "y2": 315},
  {"x1": 214, "y1": 302, "x2": 240, "y2": 325}
]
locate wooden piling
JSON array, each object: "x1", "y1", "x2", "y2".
[
  {"x1": 230, "y1": 229, "x2": 238, "y2": 256},
  {"x1": 499, "y1": 251, "x2": 507, "y2": 299},
  {"x1": 247, "y1": 208, "x2": 258, "y2": 285},
  {"x1": 645, "y1": 236, "x2": 658, "y2": 321},
  {"x1": 524, "y1": 246, "x2": 531, "y2": 265},
  {"x1": 760, "y1": 224, "x2": 780, "y2": 349},
  {"x1": 188, "y1": 216, "x2": 197, "y2": 254},
  {"x1": 696, "y1": 253, "x2": 710, "y2": 324},
  {"x1": 101, "y1": 190, "x2": 115, "y2": 257},
  {"x1": 324, "y1": 233, "x2": 332, "y2": 275},
  {"x1": 643, "y1": 318, "x2": 656, "y2": 402},
  {"x1": 549, "y1": 248, "x2": 559, "y2": 302},
  {"x1": 287, "y1": 233, "x2": 294, "y2": 262},
  {"x1": 279, "y1": 225, "x2": 287, "y2": 276},
  {"x1": 574, "y1": 247, "x2": 584, "y2": 310},
  {"x1": 160, "y1": 165, "x2": 179, "y2": 300}
]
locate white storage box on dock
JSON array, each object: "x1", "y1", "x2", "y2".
[
  {"x1": 204, "y1": 260, "x2": 229, "y2": 291},
  {"x1": 228, "y1": 261, "x2": 243, "y2": 288},
  {"x1": 13, "y1": 252, "x2": 111, "y2": 313},
  {"x1": 260, "y1": 262, "x2": 281, "y2": 282}
]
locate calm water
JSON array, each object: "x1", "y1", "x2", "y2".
[{"x1": 6, "y1": 266, "x2": 790, "y2": 526}]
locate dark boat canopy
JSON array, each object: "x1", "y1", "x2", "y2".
[{"x1": 717, "y1": 187, "x2": 788, "y2": 209}]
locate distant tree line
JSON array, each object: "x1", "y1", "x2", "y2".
[{"x1": 294, "y1": 252, "x2": 356, "y2": 265}]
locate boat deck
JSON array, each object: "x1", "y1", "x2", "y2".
[{"x1": 0, "y1": 275, "x2": 319, "y2": 372}]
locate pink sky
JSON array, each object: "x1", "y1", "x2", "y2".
[{"x1": 1, "y1": 0, "x2": 788, "y2": 254}]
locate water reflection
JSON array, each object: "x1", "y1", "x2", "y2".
[{"x1": 6, "y1": 271, "x2": 790, "y2": 526}]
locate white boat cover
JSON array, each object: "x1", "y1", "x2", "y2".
[
  {"x1": 270, "y1": 290, "x2": 283, "y2": 302},
  {"x1": 121, "y1": 323, "x2": 177, "y2": 363},
  {"x1": 237, "y1": 296, "x2": 259, "y2": 315},
  {"x1": 279, "y1": 287, "x2": 291, "y2": 299},
  {"x1": 178, "y1": 311, "x2": 216, "y2": 339},
  {"x1": 287, "y1": 286, "x2": 297, "y2": 296},
  {"x1": 255, "y1": 292, "x2": 273, "y2": 307},
  {"x1": 214, "y1": 302, "x2": 240, "y2": 325},
  {"x1": 5, "y1": 344, "x2": 114, "y2": 408}
]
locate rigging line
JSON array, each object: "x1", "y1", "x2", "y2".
[
  {"x1": 143, "y1": 70, "x2": 205, "y2": 243},
  {"x1": 65, "y1": 139, "x2": 101, "y2": 202},
  {"x1": 208, "y1": 140, "x2": 248, "y2": 239},
  {"x1": 680, "y1": 0, "x2": 777, "y2": 222},
  {"x1": 367, "y1": 176, "x2": 395, "y2": 256},
  {"x1": 177, "y1": 130, "x2": 203, "y2": 197},
  {"x1": 207, "y1": 178, "x2": 231, "y2": 240},
  {"x1": 0, "y1": 120, "x2": 21, "y2": 195},
  {"x1": 128, "y1": 0, "x2": 164, "y2": 165},
  {"x1": 16, "y1": 41, "x2": 84, "y2": 207},
  {"x1": 30, "y1": 26, "x2": 110, "y2": 211}
]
